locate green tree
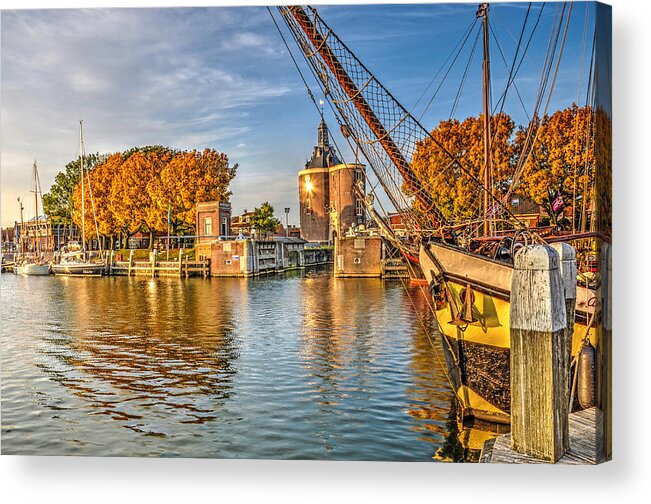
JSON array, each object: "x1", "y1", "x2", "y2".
[
  {"x1": 250, "y1": 202, "x2": 280, "y2": 238},
  {"x1": 42, "y1": 153, "x2": 104, "y2": 225}
]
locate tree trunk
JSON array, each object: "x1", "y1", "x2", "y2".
[{"x1": 149, "y1": 231, "x2": 154, "y2": 249}]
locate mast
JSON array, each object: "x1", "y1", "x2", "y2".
[
  {"x1": 80, "y1": 120, "x2": 86, "y2": 257},
  {"x1": 33, "y1": 161, "x2": 40, "y2": 255},
  {"x1": 18, "y1": 197, "x2": 24, "y2": 256},
  {"x1": 478, "y1": 3, "x2": 493, "y2": 236}
]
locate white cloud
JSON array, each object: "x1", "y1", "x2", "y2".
[{"x1": 1, "y1": 6, "x2": 297, "y2": 226}]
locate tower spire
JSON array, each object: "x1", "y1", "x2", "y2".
[{"x1": 318, "y1": 117, "x2": 330, "y2": 148}]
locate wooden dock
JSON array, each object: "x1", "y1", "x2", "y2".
[
  {"x1": 479, "y1": 407, "x2": 600, "y2": 464},
  {"x1": 109, "y1": 258, "x2": 210, "y2": 278}
]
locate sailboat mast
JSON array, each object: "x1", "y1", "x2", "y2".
[
  {"x1": 80, "y1": 120, "x2": 86, "y2": 255},
  {"x1": 33, "y1": 161, "x2": 40, "y2": 255},
  {"x1": 479, "y1": 3, "x2": 492, "y2": 236}
]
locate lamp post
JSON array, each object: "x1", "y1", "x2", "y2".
[{"x1": 284, "y1": 208, "x2": 290, "y2": 237}]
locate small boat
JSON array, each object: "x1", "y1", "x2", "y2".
[
  {"x1": 51, "y1": 121, "x2": 105, "y2": 277},
  {"x1": 16, "y1": 161, "x2": 51, "y2": 276},
  {"x1": 51, "y1": 260, "x2": 103, "y2": 276},
  {"x1": 16, "y1": 262, "x2": 50, "y2": 275}
]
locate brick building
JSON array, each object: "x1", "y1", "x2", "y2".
[
  {"x1": 231, "y1": 209, "x2": 255, "y2": 238},
  {"x1": 196, "y1": 201, "x2": 232, "y2": 243},
  {"x1": 298, "y1": 119, "x2": 366, "y2": 244}
]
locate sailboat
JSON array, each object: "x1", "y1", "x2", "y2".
[
  {"x1": 16, "y1": 161, "x2": 50, "y2": 276},
  {"x1": 278, "y1": 3, "x2": 606, "y2": 424},
  {"x1": 51, "y1": 121, "x2": 104, "y2": 277}
]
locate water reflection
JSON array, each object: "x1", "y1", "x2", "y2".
[
  {"x1": 37, "y1": 276, "x2": 239, "y2": 432},
  {"x1": 1, "y1": 269, "x2": 491, "y2": 460}
]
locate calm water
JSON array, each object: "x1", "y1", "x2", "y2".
[{"x1": 1, "y1": 267, "x2": 482, "y2": 461}]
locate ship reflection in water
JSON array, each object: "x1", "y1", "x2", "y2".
[{"x1": 1, "y1": 267, "x2": 498, "y2": 461}]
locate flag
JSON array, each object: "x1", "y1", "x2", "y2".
[{"x1": 551, "y1": 194, "x2": 564, "y2": 212}]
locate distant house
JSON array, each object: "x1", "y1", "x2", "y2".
[
  {"x1": 2, "y1": 227, "x2": 16, "y2": 253},
  {"x1": 508, "y1": 195, "x2": 542, "y2": 228},
  {"x1": 15, "y1": 215, "x2": 55, "y2": 253},
  {"x1": 286, "y1": 225, "x2": 301, "y2": 239},
  {"x1": 230, "y1": 209, "x2": 255, "y2": 238},
  {"x1": 386, "y1": 212, "x2": 407, "y2": 236}
]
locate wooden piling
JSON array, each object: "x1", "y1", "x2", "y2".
[
  {"x1": 550, "y1": 242, "x2": 577, "y2": 417},
  {"x1": 128, "y1": 249, "x2": 134, "y2": 277},
  {"x1": 150, "y1": 251, "x2": 157, "y2": 278},
  {"x1": 510, "y1": 244, "x2": 569, "y2": 462}
]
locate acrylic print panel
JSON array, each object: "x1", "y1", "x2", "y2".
[{"x1": 0, "y1": 1, "x2": 611, "y2": 464}]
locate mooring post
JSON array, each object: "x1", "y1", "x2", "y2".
[
  {"x1": 178, "y1": 250, "x2": 183, "y2": 276},
  {"x1": 151, "y1": 250, "x2": 156, "y2": 278},
  {"x1": 510, "y1": 244, "x2": 569, "y2": 462},
  {"x1": 108, "y1": 249, "x2": 114, "y2": 276},
  {"x1": 550, "y1": 242, "x2": 577, "y2": 415},
  {"x1": 128, "y1": 249, "x2": 134, "y2": 277}
]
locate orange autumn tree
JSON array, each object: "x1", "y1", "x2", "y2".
[
  {"x1": 515, "y1": 104, "x2": 595, "y2": 227},
  {"x1": 71, "y1": 159, "x2": 119, "y2": 250},
  {"x1": 154, "y1": 149, "x2": 238, "y2": 235},
  {"x1": 411, "y1": 112, "x2": 516, "y2": 223},
  {"x1": 593, "y1": 107, "x2": 611, "y2": 236},
  {"x1": 107, "y1": 149, "x2": 162, "y2": 245},
  {"x1": 71, "y1": 172, "x2": 100, "y2": 248},
  {"x1": 70, "y1": 146, "x2": 237, "y2": 249}
]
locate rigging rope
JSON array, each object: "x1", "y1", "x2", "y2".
[
  {"x1": 416, "y1": 18, "x2": 479, "y2": 122},
  {"x1": 505, "y1": 2, "x2": 573, "y2": 202},
  {"x1": 449, "y1": 25, "x2": 481, "y2": 120},
  {"x1": 279, "y1": 5, "x2": 527, "y2": 237}
]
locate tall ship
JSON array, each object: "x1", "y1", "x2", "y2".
[{"x1": 276, "y1": 4, "x2": 609, "y2": 424}]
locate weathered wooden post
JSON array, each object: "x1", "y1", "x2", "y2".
[
  {"x1": 128, "y1": 249, "x2": 135, "y2": 277},
  {"x1": 178, "y1": 250, "x2": 183, "y2": 276},
  {"x1": 510, "y1": 244, "x2": 569, "y2": 462},
  {"x1": 550, "y1": 242, "x2": 577, "y2": 413},
  {"x1": 149, "y1": 250, "x2": 156, "y2": 278},
  {"x1": 108, "y1": 249, "x2": 115, "y2": 276}
]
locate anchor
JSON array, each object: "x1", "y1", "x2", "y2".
[{"x1": 449, "y1": 283, "x2": 478, "y2": 326}]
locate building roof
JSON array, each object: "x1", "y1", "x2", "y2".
[
  {"x1": 508, "y1": 195, "x2": 541, "y2": 215},
  {"x1": 305, "y1": 119, "x2": 341, "y2": 168}
]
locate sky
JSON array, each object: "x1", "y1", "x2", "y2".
[{"x1": 0, "y1": 0, "x2": 596, "y2": 228}]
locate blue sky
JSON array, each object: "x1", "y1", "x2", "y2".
[{"x1": 1, "y1": 1, "x2": 595, "y2": 228}]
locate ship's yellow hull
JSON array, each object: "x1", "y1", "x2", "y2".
[{"x1": 420, "y1": 242, "x2": 598, "y2": 424}]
